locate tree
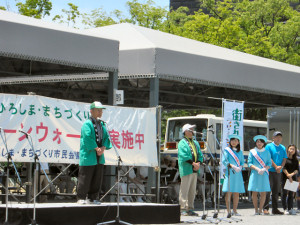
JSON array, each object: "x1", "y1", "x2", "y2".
[
  {"x1": 52, "y1": 3, "x2": 80, "y2": 27},
  {"x1": 164, "y1": 0, "x2": 300, "y2": 66},
  {"x1": 83, "y1": 0, "x2": 168, "y2": 29},
  {"x1": 82, "y1": 8, "x2": 121, "y2": 28},
  {"x1": 16, "y1": 0, "x2": 52, "y2": 19},
  {"x1": 126, "y1": 0, "x2": 168, "y2": 29}
]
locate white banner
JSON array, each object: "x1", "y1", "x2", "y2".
[
  {"x1": 221, "y1": 100, "x2": 244, "y2": 178},
  {"x1": 0, "y1": 94, "x2": 158, "y2": 167}
]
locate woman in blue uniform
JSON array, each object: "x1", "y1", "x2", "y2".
[
  {"x1": 248, "y1": 135, "x2": 271, "y2": 215},
  {"x1": 222, "y1": 134, "x2": 245, "y2": 217}
]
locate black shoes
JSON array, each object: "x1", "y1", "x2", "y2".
[{"x1": 272, "y1": 209, "x2": 284, "y2": 215}]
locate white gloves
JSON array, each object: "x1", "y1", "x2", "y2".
[
  {"x1": 231, "y1": 165, "x2": 242, "y2": 173},
  {"x1": 257, "y1": 167, "x2": 266, "y2": 175},
  {"x1": 238, "y1": 166, "x2": 242, "y2": 173}
]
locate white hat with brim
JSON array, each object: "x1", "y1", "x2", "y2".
[
  {"x1": 90, "y1": 101, "x2": 106, "y2": 109},
  {"x1": 182, "y1": 124, "x2": 196, "y2": 133}
]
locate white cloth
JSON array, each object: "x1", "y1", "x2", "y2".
[{"x1": 138, "y1": 166, "x2": 148, "y2": 178}]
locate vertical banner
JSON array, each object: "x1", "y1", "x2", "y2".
[
  {"x1": 0, "y1": 94, "x2": 158, "y2": 167},
  {"x1": 220, "y1": 99, "x2": 244, "y2": 180}
]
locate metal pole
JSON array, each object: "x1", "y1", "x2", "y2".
[
  {"x1": 297, "y1": 110, "x2": 299, "y2": 149},
  {"x1": 5, "y1": 156, "x2": 9, "y2": 224},
  {"x1": 218, "y1": 98, "x2": 225, "y2": 212},
  {"x1": 293, "y1": 109, "x2": 296, "y2": 144},
  {"x1": 289, "y1": 111, "x2": 292, "y2": 144},
  {"x1": 156, "y1": 106, "x2": 162, "y2": 203}
]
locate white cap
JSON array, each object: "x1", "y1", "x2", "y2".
[{"x1": 182, "y1": 124, "x2": 196, "y2": 133}]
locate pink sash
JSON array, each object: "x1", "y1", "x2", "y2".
[
  {"x1": 225, "y1": 147, "x2": 241, "y2": 167},
  {"x1": 250, "y1": 149, "x2": 269, "y2": 175}
]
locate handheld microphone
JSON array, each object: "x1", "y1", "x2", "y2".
[
  {"x1": 97, "y1": 118, "x2": 106, "y2": 124},
  {"x1": 228, "y1": 164, "x2": 235, "y2": 174},
  {"x1": 18, "y1": 129, "x2": 30, "y2": 137},
  {"x1": 208, "y1": 129, "x2": 215, "y2": 134}
]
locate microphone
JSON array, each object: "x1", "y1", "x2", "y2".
[
  {"x1": 97, "y1": 118, "x2": 106, "y2": 124},
  {"x1": 228, "y1": 164, "x2": 235, "y2": 174},
  {"x1": 18, "y1": 129, "x2": 30, "y2": 137},
  {"x1": 193, "y1": 131, "x2": 203, "y2": 135},
  {"x1": 208, "y1": 129, "x2": 215, "y2": 134}
]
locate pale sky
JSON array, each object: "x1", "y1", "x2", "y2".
[
  {"x1": 3, "y1": 0, "x2": 170, "y2": 17},
  {"x1": 2, "y1": 0, "x2": 170, "y2": 28}
]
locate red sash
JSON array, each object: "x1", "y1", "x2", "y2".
[
  {"x1": 225, "y1": 147, "x2": 241, "y2": 167},
  {"x1": 250, "y1": 149, "x2": 269, "y2": 175}
]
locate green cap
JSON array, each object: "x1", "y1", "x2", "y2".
[{"x1": 90, "y1": 101, "x2": 106, "y2": 109}]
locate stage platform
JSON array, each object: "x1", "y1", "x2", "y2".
[{"x1": 0, "y1": 202, "x2": 180, "y2": 225}]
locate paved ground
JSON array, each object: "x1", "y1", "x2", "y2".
[
  {"x1": 179, "y1": 207, "x2": 300, "y2": 225},
  {"x1": 142, "y1": 199, "x2": 300, "y2": 225}
]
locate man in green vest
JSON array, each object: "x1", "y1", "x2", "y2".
[
  {"x1": 77, "y1": 101, "x2": 112, "y2": 204},
  {"x1": 178, "y1": 124, "x2": 203, "y2": 216}
]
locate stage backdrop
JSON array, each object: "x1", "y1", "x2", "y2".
[{"x1": 0, "y1": 94, "x2": 158, "y2": 167}]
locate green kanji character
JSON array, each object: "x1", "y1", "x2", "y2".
[{"x1": 232, "y1": 108, "x2": 242, "y2": 121}]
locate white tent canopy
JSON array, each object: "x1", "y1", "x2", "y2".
[
  {"x1": 91, "y1": 23, "x2": 300, "y2": 98},
  {"x1": 0, "y1": 10, "x2": 119, "y2": 72}
]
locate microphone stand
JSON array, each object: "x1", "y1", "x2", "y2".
[
  {"x1": 0, "y1": 128, "x2": 22, "y2": 225},
  {"x1": 97, "y1": 122, "x2": 132, "y2": 225},
  {"x1": 185, "y1": 135, "x2": 219, "y2": 225},
  {"x1": 203, "y1": 142, "x2": 222, "y2": 224},
  {"x1": 22, "y1": 132, "x2": 51, "y2": 225}
]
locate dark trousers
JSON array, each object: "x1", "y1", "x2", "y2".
[
  {"x1": 77, "y1": 164, "x2": 104, "y2": 200},
  {"x1": 264, "y1": 172, "x2": 281, "y2": 211},
  {"x1": 282, "y1": 188, "x2": 294, "y2": 210}
]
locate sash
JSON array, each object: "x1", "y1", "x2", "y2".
[
  {"x1": 184, "y1": 137, "x2": 197, "y2": 162},
  {"x1": 225, "y1": 147, "x2": 241, "y2": 167},
  {"x1": 250, "y1": 149, "x2": 269, "y2": 175}
]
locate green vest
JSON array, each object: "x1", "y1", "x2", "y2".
[
  {"x1": 178, "y1": 137, "x2": 203, "y2": 177},
  {"x1": 79, "y1": 119, "x2": 112, "y2": 166}
]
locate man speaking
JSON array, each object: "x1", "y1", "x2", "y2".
[{"x1": 77, "y1": 101, "x2": 112, "y2": 204}]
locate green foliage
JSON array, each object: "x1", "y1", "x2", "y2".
[
  {"x1": 0, "y1": 6, "x2": 6, "y2": 10},
  {"x1": 82, "y1": 8, "x2": 121, "y2": 28},
  {"x1": 53, "y1": 3, "x2": 80, "y2": 27},
  {"x1": 164, "y1": 0, "x2": 300, "y2": 66},
  {"x1": 9, "y1": 0, "x2": 300, "y2": 66},
  {"x1": 125, "y1": 0, "x2": 167, "y2": 29},
  {"x1": 9, "y1": 0, "x2": 300, "y2": 125},
  {"x1": 16, "y1": 0, "x2": 52, "y2": 19},
  {"x1": 83, "y1": 0, "x2": 168, "y2": 28}
]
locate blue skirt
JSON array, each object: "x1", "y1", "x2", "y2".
[
  {"x1": 222, "y1": 169, "x2": 245, "y2": 193},
  {"x1": 248, "y1": 170, "x2": 271, "y2": 192}
]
